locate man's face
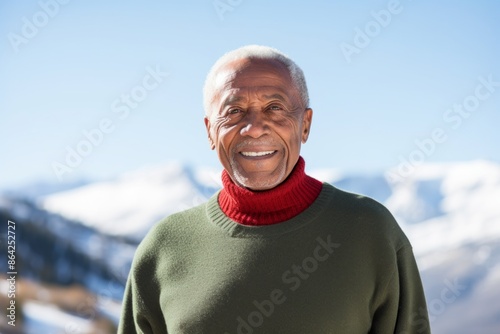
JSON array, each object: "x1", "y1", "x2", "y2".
[{"x1": 205, "y1": 58, "x2": 312, "y2": 191}]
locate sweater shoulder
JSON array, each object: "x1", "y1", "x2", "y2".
[
  {"x1": 323, "y1": 182, "x2": 394, "y2": 219},
  {"x1": 132, "y1": 201, "x2": 208, "y2": 265},
  {"x1": 323, "y1": 183, "x2": 410, "y2": 250}
]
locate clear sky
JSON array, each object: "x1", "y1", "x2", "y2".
[{"x1": 1, "y1": 0, "x2": 499, "y2": 189}]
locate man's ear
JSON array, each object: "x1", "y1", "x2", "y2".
[
  {"x1": 204, "y1": 116, "x2": 215, "y2": 150},
  {"x1": 301, "y1": 108, "x2": 313, "y2": 143}
]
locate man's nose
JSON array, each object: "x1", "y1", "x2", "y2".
[{"x1": 240, "y1": 111, "x2": 270, "y2": 138}]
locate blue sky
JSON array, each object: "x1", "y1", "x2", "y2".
[{"x1": 1, "y1": 0, "x2": 499, "y2": 189}]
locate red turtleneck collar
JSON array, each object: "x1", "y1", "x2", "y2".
[{"x1": 218, "y1": 157, "x2": 323, "y2": 226}]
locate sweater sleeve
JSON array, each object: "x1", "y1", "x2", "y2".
[
  {"x1": 370, "y1": 245, "x2": 431, "y2": 334},
  {"x1": 117, "y1": 238, "x2": 168, "y2": 333}
]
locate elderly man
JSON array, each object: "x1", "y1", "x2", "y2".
[{"x1": 118, "y1": 45, "x2": 430, "y2": 333}]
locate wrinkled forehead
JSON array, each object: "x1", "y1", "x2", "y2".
[
  {"x1": 212, "y1": 58, "x2": 296, "y2": 102},
  {"x1": 216, "y1": 58, "x2": 291, "y2": 86}
]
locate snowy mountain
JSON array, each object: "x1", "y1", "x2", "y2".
[
  {"x1": 41, "y1": 162, "x2": 221, "y2": 239},
  {"x1": 3, "y1": 159, "x2": 500, "y2": 333},
  {"x1": 384, "y1": 160, "x2": 500, "y2": 255},
  {"x1": 2, "y1": 178, "x2": 91, "y2": 201}
]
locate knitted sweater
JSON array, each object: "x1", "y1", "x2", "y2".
[{"x1": 118, "y1": 183, "x2": 430, "y2": 333}]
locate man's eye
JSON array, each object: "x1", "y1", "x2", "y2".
[
  {"x1": 228, "y1": 108, "x2": 241, "y2": 115},
  {"x1": 268, "y1": 105, "x2": 284, "y2": 111}
]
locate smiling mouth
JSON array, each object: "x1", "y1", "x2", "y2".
[{"x1": 240, "y1": 150, "x2": 277, "y2": 157}]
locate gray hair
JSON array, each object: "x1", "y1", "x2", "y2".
[{"x1": 203, "y1": 45, "x2": 309, "y2": 116}]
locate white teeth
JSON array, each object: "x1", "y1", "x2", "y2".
[{"x1": 241, "y1": 151, "x2": 275, "y2": 157}]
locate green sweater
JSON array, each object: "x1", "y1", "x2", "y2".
[{"x1": 118, "y1": 183, "x2": 430, "y2": 333}]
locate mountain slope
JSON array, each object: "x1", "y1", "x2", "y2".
[{"x1": 41, "y1": 162, "x2": 221, "y2": 239}]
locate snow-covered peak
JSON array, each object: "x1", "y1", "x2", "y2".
[
  {"x1": 41, "y1": 162, "x2": 221, "y2": 239},
  {"x1": 385, "y1": 160, "x2": 500, "y2": 223},
  {"x1": 381, "y1": 160, "x2": 500, "y2": 258}
]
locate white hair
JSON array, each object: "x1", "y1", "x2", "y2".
[{"x1": 203, "y1": 45, "x2": 310, "y2": 116}]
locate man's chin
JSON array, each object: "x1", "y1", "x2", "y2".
[{"x1": 232, "y1": 170, "x2": 286, "y2": 191}]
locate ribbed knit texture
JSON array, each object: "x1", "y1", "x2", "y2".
[{"x1": 218, "y1": 156, "x2": 323, "y2": 225}]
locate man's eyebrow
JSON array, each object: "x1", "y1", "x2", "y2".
[
  {"x1": 222, "y1": 95, "x2": 246, "y2": 108},
  {"x1": 262, "y1": 93, "x2": 288, "y2": 102}
]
